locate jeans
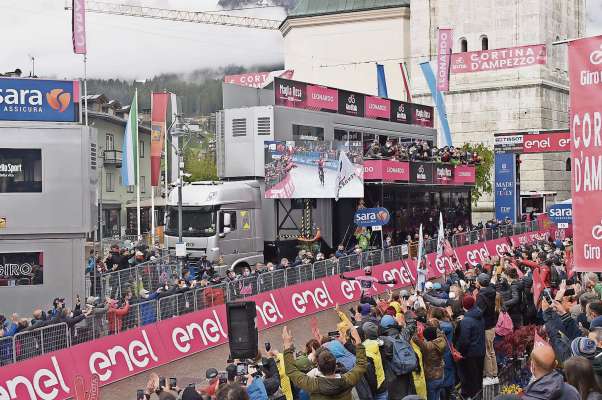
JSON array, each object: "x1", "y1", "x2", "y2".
[
  {"x1": 374, "y1": 390, "x2": 388, "y2": 400},
  {"x1": 426, "y1": 377, "x2": 444, "y2": 400}
]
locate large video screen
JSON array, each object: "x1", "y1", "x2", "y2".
[
  {"x1": 0, "y1": 148, "x2": 42, "y2": 193},
  {"x1": 264, "y1": 140, "x2": 364, "y2": 199}
]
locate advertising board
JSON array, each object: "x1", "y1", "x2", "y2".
[
  {"x1": 354, "y1": 207, "x2": 390, "y2": 227},
  {"x1": 548, "y1": 203, "x2": 572, "y2": 225},
  {"x1": 0, "y1": 148, "x2": 42, "y2": 193},
  {"x1": 274, "y1": 78, "x2": 434, "y2": 128},
  {"x1": 495, "y1": 153, "x2": 518, "y2": 222},
  {"x1": 264, "y1": 140, "x2": 363, "y2": 199},
  {"x1": 450, "y1": 44, "x2": 547, "y2": 73},
  {"x1": 0, "y1": 78, "x2": 78, "y2": 122},
  {"x1": 0, "y1": 251, "x2": 43, "y2": 286}
]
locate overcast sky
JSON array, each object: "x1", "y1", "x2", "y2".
[{"x1": 1, "y1": 0, "x2": 602, "y2": 80}]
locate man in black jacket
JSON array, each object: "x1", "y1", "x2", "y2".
[
  {"x1": 456, "y1": 295, "x2": 485, "y2": 399},
  {"x1": 476, "y1": 273, "x2": 498, "y2": 384}
]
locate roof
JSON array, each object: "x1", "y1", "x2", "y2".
[{"x1": 288, "y1": 0, "x2": 409, "y2": 18}]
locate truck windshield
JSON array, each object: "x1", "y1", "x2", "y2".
[{"x1": 165, "y1": 206, "x2": 216, "y2": 237}]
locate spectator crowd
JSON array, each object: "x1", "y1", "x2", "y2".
[
  {"x1": 136, "y1": 234, "x2": 602, "y2": 400},
  {"x1": 364, "y1": 139, "x2": 482, "y2": 166}
]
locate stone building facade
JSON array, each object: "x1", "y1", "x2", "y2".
[{"x1": 281, "y1": 0, "x2": 584, "y2": 221}]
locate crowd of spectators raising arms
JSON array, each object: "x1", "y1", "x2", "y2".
[{"x1": 364, "y1": 138, "x2": 482, "y2": 165}]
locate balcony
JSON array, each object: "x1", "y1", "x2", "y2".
[{"x1": 103, "y1": 150, "x2": 122, "y2": 168}]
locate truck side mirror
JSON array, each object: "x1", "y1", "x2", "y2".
[
  {"x1": 219, "y1": 226, "x2": 231, "y2": 238},
  {"x1": 223, "y1": 213, "x2": 231, "y2": 227}
]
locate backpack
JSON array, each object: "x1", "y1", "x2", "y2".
[{"x1": 381, "y1": 335, "x2": 418, "y2": 375}]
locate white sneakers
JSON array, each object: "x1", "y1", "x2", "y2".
[{"x1": 483, "y1": 376, "x2": 499, "y2": 386}]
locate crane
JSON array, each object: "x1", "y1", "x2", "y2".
[{"x1": 64, "y1": 0, "x2": 283, "y2": 30}]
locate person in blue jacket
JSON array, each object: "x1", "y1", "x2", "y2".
[{"x1": 455, "y1": 295, "x2": 485, "y2": 399}]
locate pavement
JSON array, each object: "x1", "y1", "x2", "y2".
[{"x1": 100, "y1": 303, "x2": 353, "y2": 400}]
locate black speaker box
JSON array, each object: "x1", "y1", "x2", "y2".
[{"x1": 226, "y1": 301, "x2": 258, "y2": 360}]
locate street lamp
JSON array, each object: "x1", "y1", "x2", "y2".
[{"x1": 169, "y1": 115, "x2": 194, "y2": 273}]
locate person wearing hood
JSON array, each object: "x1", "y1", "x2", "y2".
[
  {"x1": 414, "y1": 324, "x2": 446, "y2": 400},
  {"x1": 522, "y1": 345, "x2": 580, "y2": 400},
  {"x1": 362, "y1": 321, "x2": 388, "y2": 400},
  {"x1": 455, "y1": 295, "x2": 485, "y2": 399},
  {"x1": 475, "y1": 273, "x2": 499, "y2": 384},
  {"x1": 283, "y1": 325, "x2": 366, "y2": 400}
]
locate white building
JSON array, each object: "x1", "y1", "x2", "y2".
[{"x1": 280, "y1": 0, "x2": 582, "y2": 221}]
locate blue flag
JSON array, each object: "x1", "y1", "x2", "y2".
[
  {"x1": 377, "y1": 64, "x2": 388, "y2": 98},
  {"x1": 419, "y1": 62, "x2": 452, "y2": 147}
]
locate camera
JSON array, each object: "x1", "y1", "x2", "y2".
[{"x1": 265, "y1": 342, "x2": 271, "y2": 352}]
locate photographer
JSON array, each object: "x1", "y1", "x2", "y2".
[{"x1": 143, "y1": 373, "x2": 179, "y2": 400}]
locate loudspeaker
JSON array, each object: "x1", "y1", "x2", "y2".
[{"x1": 226, "y1": 301, "x2": 258, "y2": 360}]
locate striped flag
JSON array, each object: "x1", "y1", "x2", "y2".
[
  {"x1": 437, "y1": 212, "x2": 445, "y2": 256},
  {"x1": 121, "y1": 90, "x2": 138, "y2": 186}
]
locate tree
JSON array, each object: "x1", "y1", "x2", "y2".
[
  {"x1": 461, "y1": 143, "x2": 495, "y2": 206},
  {"x1": 184, "y1": 146, "x2": 218, "y2": 182}
]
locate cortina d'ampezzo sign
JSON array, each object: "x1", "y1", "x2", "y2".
[{"x1": 0, "y1": 78, "x2": 79, "y2": 122}]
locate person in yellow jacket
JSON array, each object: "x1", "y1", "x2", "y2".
[
  {"x1": 411, "y1": 338, "x2": 427, "y2": 399},
  {"x1": 362, "y1": 322, "x2": 388, "y2": 400},
  {"x1": 271, "y1": 350, "x2": 294, "y2": 400}
]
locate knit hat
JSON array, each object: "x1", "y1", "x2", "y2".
[
  {"x1": 477, "y1": 273, "x2": 491, "y2": 287},
  {"x1": 571, "y1": 337, "x2": 597, "y2": 359},
  {"x1": 380, "y1": 315, "x2": 396, "y2": 329},
  {"x1": 359, "y1": 303, "x2": 371, "y2": 316},
  {"x1": 433, "y1": 282, "x2": 442, "y2": 290},
  {"x1": 462, "y1": 295, "x2": 476, "y2": 310},
  {"x1": 363, "y1": 322, "x2": 379, "y2": 340}
]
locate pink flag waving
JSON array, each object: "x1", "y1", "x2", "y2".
[
  {"x1": 72, "y1": 0, "x2": 86, "y2": 54},
  {"x1": 532, "y1": 267, "x2": 543, "y2": 308}
]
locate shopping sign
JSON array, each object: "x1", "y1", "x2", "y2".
[
  {"x1": 0, "y1": 78, "x2": 79, "y2": 122},
  {"x1": 568, "y1": 35, "x2": 602, "y2": 272},
  {"x1": 354, "y1": 207, "x2": 390, "y2": 227},
  {"x1": 548, "y1": 203, "x2": 572, "y2": 224}
]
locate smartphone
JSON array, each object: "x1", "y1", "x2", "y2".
[
  {"x1": 565, "y1": 288, "x2": 576, "y2": 297},
  {"x1": 159, "y1": 377, "x2": 166, "y2": 388},
  {"x1": 169, "y1": 377, "x2": 177, "y2": 388},
  {"x1": 543, "y1": 290, "x2": 553, "y2": 304},
  {"x1": 136, "y1": 389, "x2": 145, "y2": 400},
  {"x1": 236, "y1": 363, "x2": 248, "y2": 376},
  {"x1": 265, "y1": 342, "x2": 271, "y2": 352},
  {"x1": 188, "y1": 383, "x2": 195, "y2": 388},
  {"x1": 327, "y1": 330, "x2": 340, "y2": 338}
]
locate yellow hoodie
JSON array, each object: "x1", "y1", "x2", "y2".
[
  {"x1": 363, "y1": 339, "x2": 385, "y2": 388},
  {"x1": 411, "y1": 340, "x2": 427, "y2": 399}
]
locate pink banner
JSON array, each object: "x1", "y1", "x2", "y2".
[
  {"x1": 365, "y1": 96, "x2": 390, "y2": 120},
  {"x1": 437, "y1": 28, "x2": 453, "y2": 91},
  {"x1": 522, "y1": 131, "x2": 571, "y2": 154},
  {"x1": 225, "y1": 70, "x2": 294, "y2": 88},
  {"x1": 363, "y1": 160, "x2": 409, "y2": 181},
  {"x1": 453, "y1": 165, "x2": 476, "y2": 184},
  {"x1": 484, "y1": 238, "x2": 513, "y2": 258},
  {"x1": 0, "y1": 232, "x2": 549, "y2": 399},
  {"x1": 568, "y1": 35, "x2": 602, "y2": 272},
  {"x1": 72, "y1": 0, "x2": 86, "y2": 54},
  {"x1": 509, "y1": 231, "x2": 550, "y2": 247},
  {"x1": 306, "y1": 84, "x2": 338, "y2": 112},
  {"x1": 451, "y1": 44, "x2": 546, "y2": 74},
  {"x1": 265, "y1": 173, "x2": 295, "y2": 198}
]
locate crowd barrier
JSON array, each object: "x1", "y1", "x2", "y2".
[{"x1": 0, "y1": 228, "x2": 550, "y2": 400}]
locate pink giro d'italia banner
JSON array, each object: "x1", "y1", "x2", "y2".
[
  {"x1": 451, "y1": 44, "x2": 546, "y2": 73},
  {"x1": 71, "y1": 0, "x2": 86, "y2": 54},
  {"x1": 437, "y1": 28, "x2": 453, "y2": 91},
  {"x1": 0, "y1": 232, "x2": 548, "y2": 399},
  {"x1": 568, "y1": 35, "x2": 602, "y2": 272}
]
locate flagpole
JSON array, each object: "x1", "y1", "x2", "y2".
[
  {"x1": 151, "y1": 93, "x2": 155, "y2": 248},
  {"x1": 164, "y1": 90, "x2": 169, "y2": 227},
  {"x1": 136, "y1": 89, "x2": 141, "y2": 241}
]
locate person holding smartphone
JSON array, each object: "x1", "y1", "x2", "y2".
[{"x1": 142, "y1": 373, "x2": 179, "y2": 400}]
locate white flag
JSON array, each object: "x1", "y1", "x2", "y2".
[
  {"x1": 335, "y1": 150, "x2": 356, "y2": 200},
  {"x1": 417, "y1": 224, "x2": 425, "y2": 264},
  {"x1": 437, "y1": 212, "x2": 445, "y2": 256}
]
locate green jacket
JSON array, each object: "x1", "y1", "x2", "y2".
[
  {"x1": 284, "y1": 344, "x2": 367, "y2": 400},
  {"x1": 294, "y1": 354, "x2": 315, "y2": 373}
]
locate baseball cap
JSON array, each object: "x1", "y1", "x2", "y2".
[
  {"x1": 425, "y1": 282, "x2": 434, "y2": 290},
  {"x1": 433, "y1": 282, "x2": 442, "y2": 290},
  {"x1": 380, "y1": 315, "x2": 396, "y2": 329},
  {"x1": 477, "y1": 273, "x2": 491, "y2": 287}
]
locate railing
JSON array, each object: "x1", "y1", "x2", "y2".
[{"x1": 4, "y1": 221, "x2": 540, "y2": 365}]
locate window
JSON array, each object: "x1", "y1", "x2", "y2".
[
  {"x1": 566, "y1": 158, "x2": 571, "y2": 171},
  {"x1": 106, "y1": 172, "x2": 114, "y2": 192},
  {"x1": 460, "y1": 38, "x2": 468, "y2": 53},
  {"x1": 127, "y1": 185, "x2": 134, "y2": 193},
  {"x1": 292, "y1": 124, "x2": 324, "y2": 141},
  {"x1": 139, "y1": 140, "x2": 145, "y2": 158},
  {"x1": 105, "y1": 134, "x2": 114, "y2": 151},
  {"x1": 232, "y1": 118, "x2": 247, "y2": 136},
  {"x1": 219, "y1": 211, "x2": 237, "y2": 231},
  {"x1": 140, "y1": 176, "x2": 146, "y2": 193},
  {"x1": 481, "y1": 35, "x2": 489, "y2": 50}
]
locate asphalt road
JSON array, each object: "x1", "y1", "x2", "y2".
[{"x1": 100, "y1": 304, "x2": 354, "y2": 400}]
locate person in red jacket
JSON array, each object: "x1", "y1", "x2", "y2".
[{"x1": 107, "y1": 298, "x2": 130, "y2": 335}]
